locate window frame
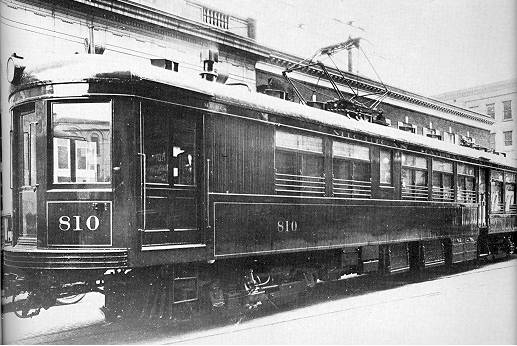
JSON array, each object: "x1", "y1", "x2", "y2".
[
  {"x1": 143, "y1": 104, "x2": 201, "y2": 188},
  {"x1": 274, "y1": 129, "x2": 325, "y2": 196},
  {"x1": 490, "y1": 170, "x2": 504, "y2": 213},
  {"x1": 49, "y1": 99, "x2": 113, "y2": 187},
  {"x1": 486, "y1": 103, "x2": 495, "y2": 118},
  {"x1": 457, "y1": 163, "x2": 476, "y2": 203},
  {"x1": 503, "y1": 100, "x2": 512, "y2": 120},
  {"x1": 503, "y1": 130, "x2": 513, "y2": 146},
  {"x1": 401, "y1": 152, "x2": 428, "y2": 200},
  {"x1": 505, "y1": 173, "x2": 516, "y2": 214},
  {"x1": 431, "y1": 159, "x2": 454, "y2": 201},
  {"x1": 379, "y1": 149, "x2": 393, "y2": 186}
]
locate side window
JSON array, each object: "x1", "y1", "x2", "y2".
[
  {"x1": 332, "y1": 141, "x2": 371, "y2": 198},
  {"x1": 490, "y1": 171, "x2": 504, "y2": 213},
  {"x1": 52, "y1": 102, "x2": 111, "y2": 184},
  {"x1": 401, "y1": 153, "x2": 428, "y2": 200},
  {"x1": 275, "y1": 130, "x2": 324, "y2": 196},
  {"x1": 505, "y1": 173, "x2": 516, "y2": 213},
  {"x1": 379, "y1": 149, "x2": 392, "y2": 185},
  {"x1": 457, "y1": 163, "x2": 476, "y2": 203},
  {"x1": 432, "y1": 159, "x2": 454, "y2": 201}
]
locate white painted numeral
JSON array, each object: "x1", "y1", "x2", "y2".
[{"x1": 58, "y1": 215, "x2": 100, "y2": 231}]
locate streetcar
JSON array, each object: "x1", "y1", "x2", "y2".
[{"x1": 3, "y1": 54, "x2": 516, "y2": 319}]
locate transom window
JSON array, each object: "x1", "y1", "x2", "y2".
[
  {"x1": 275, "y1": 130, "x2": 324, "y2": 196},
  {"x1": 401, "y1": 153, "x2": 428, "y2": 200},
  {"x1": 432, "y1": 159, "x2": 454, "y2": 201},
  {"x1": 332, "y1": 141, "x2": 371, "y2": 198},
  {"x1": 52, "y1": 102, "x2": 111, "y2": 184}
]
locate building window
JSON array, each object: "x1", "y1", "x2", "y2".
[
  {"x1": 401, "y1": 153, "x2": 428, "y2": 200},
  {"x1": 432, "y1": 159, "x2": 454, "y2": 201},
  {"x1": 379, "y1": 149, "x2": 392, "y2": 185},
  {"x1": 443, "y1": 132, "x2": 455, "y2": 144},
  {"x1": 503, "y1": 100, "x2": 512, "y2": 120},
  {"x1": 489, "y1": 133, "x2": 496, "y2": 149},
  {"x1": 504, "y1": 131, "x2": 512, "y2": 146},
  {"x1": 332, "y1": 141, "x2": 371, "y2": 198},
  {"x1": 486, "y1": 103, "x2": 495, "y2": 118},
  {"x1": 457, "y1": 163, "x2": 476, "y2": 203},
  {"x1": 275, "y1": 130, "x2": 324, "y2": 196}
]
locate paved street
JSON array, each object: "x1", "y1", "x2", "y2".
[{"x1": 3, "y1": 258, "x2": 517, "y2": 344}]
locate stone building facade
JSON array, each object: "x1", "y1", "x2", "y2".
[{"x1": 434, "y1": 79, "x2": 517, "y2": 166}]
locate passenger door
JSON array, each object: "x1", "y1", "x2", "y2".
[
  {"x1": 478, "y1": 168, "x2": 488, "y2": 228},
  {"x1": 139, "y1": 103, "x2": 202, "y2": 248},
  {"x1": 14, "y1": 104, "x2": 39, "y2": 245}
]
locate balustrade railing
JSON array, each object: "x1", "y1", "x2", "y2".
[{"x1": 202, "y1": 7, "x2": 229, "y2": 29}]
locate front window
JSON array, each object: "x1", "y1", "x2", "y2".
[{"x1": 52, "y1": 102, "x2": 111, "y2": 183}]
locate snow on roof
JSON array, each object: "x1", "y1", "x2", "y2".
[{"x1": 16, "y1": 54, "x2": 516, "y2": 169}]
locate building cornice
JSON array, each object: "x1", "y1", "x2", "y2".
[{"x1": 41, "y1": 0, "x2": 271, "y2": 58}]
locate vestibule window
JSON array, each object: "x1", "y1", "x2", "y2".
[
  {"x1": 332, "y1": 141, "x2": 371, "y2": 198},
  {"x1": 380, "y1": 149, "x2": 392, "y2": 185},
  {"x1": 458, "y1": 163, "x2": 476, "y2": 203},
  {"x1": 52, "y1": 102, "x2": 111, "y2": 183},
  {"x1": 401, "y1": 153, "x2": 428, "y2": 200},
  {"x1": 275, "y1": 130, "x2": 324, "y2": 196},
  {"x1": 491, "y1": 171, "x2": 504, "y2": 213},
  {"x1": 505, "y1": 173, "x2": 516, "y2": 213},
  {"x1": 432, "y1": 159, "x2": 454, "y2": 201}
]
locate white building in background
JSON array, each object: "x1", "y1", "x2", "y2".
[{"x1": 434, "y1": 79, "x2": 517, "y2": 166}]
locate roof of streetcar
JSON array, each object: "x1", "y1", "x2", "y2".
[{"x1": 11, "y1": 54, "x2": 516, "y2": 169}]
